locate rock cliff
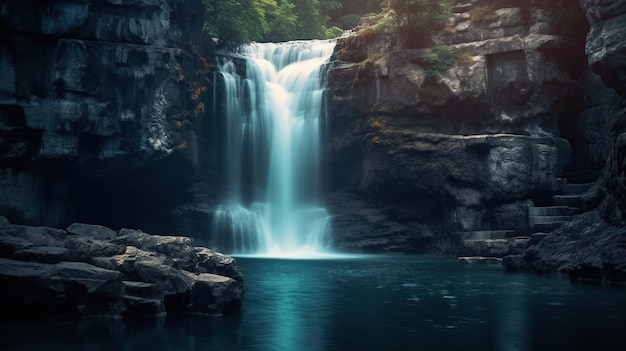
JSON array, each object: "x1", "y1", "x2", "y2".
[
  {"x1": 0, "y1": 0, "x2": 215, "y2": 232},
  {"x1": 326, "y1": 0, "x2": 586, "y2": 253},
  {"x1": 503, "y1": 0, "x2": 626, "y2": 283},
  {"x1": 325, "y1": 0, "x2": 626, "y2": 282}
]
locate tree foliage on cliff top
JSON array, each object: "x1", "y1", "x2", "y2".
[
  {"x1": 202, "y1": 0, "x2": 455, "y2": 49},
  {"x1": 386, "y1": 0, "x2": 453, "y2": 47},
  {"x1": 202, "y1": 0, "x2": 389, "y2": 48},
  {"x1": 202, "y1": 0, "x2": 349, "y2": 48}
]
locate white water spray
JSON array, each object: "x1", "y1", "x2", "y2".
[{"x1": 213, "y1": 40, "x2": 336, "y2": 257}]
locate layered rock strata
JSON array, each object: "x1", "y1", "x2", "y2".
[
  {"x1": 502, "y1": 0, "x2": 626, "y2": 283},
  {"x1": 0, "y1": 0, "x2": 214, "y2": 231},
  {"x1": 326, "y1": 0, "x2": 586, "y2": 254},
  {"x1": 0, "y1": 216, "x2": 243, "y2": 319}
]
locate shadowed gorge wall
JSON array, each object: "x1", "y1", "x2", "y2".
[
  {"x1": 324, "y1": 0, "x2": 598, "y2": 253},
  {"x1": 0, "y1": 0, "x2": 215, "y2": 232}
]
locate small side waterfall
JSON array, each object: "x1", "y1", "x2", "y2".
[{"x1": 213, "y1": 40, "x2": 336, "y2": 257}]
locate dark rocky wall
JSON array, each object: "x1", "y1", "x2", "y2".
[
  {"x1": 501, "y1": 0, "x2": 626, "y2": 283},
  {"x1": 324, "y1": 0, "x2": 608, "y2": 255},
  {"x1": 0, "y1": 0, "x2": 217, "y2": 233}
]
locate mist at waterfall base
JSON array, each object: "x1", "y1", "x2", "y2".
[
  {"x1": 3, "y1": 256, "x2": 625, "y2": 351},
  {"x1": 212, "y1": 40, "x2": 336, "y2": 257}
]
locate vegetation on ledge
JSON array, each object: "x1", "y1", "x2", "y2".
[{"x1": 201, "y1": 0, "x2": 386, "y2": 48}]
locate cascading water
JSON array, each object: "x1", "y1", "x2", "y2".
[{"x1": 213, "y1": 40, "x2": 336, "y2": 257}]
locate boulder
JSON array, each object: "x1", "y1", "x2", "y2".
[
  {"x1": 112, "y1": 229, "x2": 243, "y2": 284},
  {"x1": 122, "y1": 281, "x2": 166, "y2": 317},
  {"x1": 0, "y1": 258, "x2": 125, "y2": 318},
  {"x1": 11, "y1": 246, "x2": 70, "y2": 264},
  {"x1": 0, "y1": 217, "x2": 244, "y2": 319},
  {"x1": 187, "y1": 273, "x2": 243, "y2": 316},
  {"x1": 67, "y1": 223, "x2": 118, "y2": 240},
  {"x1": 65, "y1": 237, "x2": 128, "y2": 262},
  {"x1": 504, "y1": 211, "x2": 626, "y2": 283},
  {"x1": 94, "y1": 246, "x2": 194, "y2": 298}
]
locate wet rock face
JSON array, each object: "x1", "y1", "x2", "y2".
[
  {"x1": 325, "y1": 0, "x2": 584, "y2": 253},
  {"x1": 0, "y1": 0, "x2": 214, "y2": 229},
  {"x1": 501, "y1": 1, "x2": 626, "y2": 282},
  {"x1": 0, "y1": 216, "x2": 243, "y2": 319},
  {"x1": 0, "y1": 0, "x2": 210, "y2": 159},
  {"x1": 580, "y1": 0, "x2": 626, "y2": 225},
  {"x1": 581, "y1": 0, "x2": 626, "y2": 95},
  {"x1": 329, "y1": 1, "x2": 586, "y2": 137}
]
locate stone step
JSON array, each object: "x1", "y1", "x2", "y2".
[
  {"x1": 563, "y1": 182, "x2": 595, "y2": 195},
  {"x1": 528, "y1": 206, "x2": 579, "y2": 216},
  {"x1": 553, "y1": 195, "x2": 585, "y2": 207},
  {"x1": 531, "y1": 222, "x2": 567, "y2": 232},
  {"x1": 458, "y1": 256, "x2": 503, "y2": 264},
  {"x1": 452, "y1": 230, "x2": 518, "y2": 240},
  {"x1": 529, "y1": 215, "x2": 571, "y2": 225}
]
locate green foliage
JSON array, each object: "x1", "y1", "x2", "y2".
[
  {"x1": 336, "y1": 14, "x2": 363, "y2": 29},
  {"x1": 386, "y1": 0, "x2": 453, "y2": 32},
  {"x1": 320, "y1": 0, "x2": 343, "y2": 12},
  {"x1": 326, "y1": 0, "x2": 385, "y2": 29},
  {"x1": 358, "y1": 11, "x2": 395, "y2": 40},
  {"x1": 201, "y1": 0, "x2": 268, "y2": 48},
  {"x1": 326, "y1": 26, "x2": 345, "y2": 38},
  {"x1": 202, "y1": 0, "x2": 360, "y2": 47},
  {"x1": 290, "y1": 0, "x2": 329, "y2": 39},
  {"x1": 203, "y1": 0, "x2": 434, "y2": 47},
  {"x1": 261, "y1": 0, "x2": 298, "y2": 42},
  {"x1": 422, "y1": 44, "x2": 455, "y2": 79}
]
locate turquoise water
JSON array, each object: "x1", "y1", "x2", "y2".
[{"x1": 2, "y1": 256, "x2": 625, "y2": 350}]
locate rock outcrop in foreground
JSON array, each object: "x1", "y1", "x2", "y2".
[{"x1": 0, "y1": 216, "x2": 243, "y2": 319}]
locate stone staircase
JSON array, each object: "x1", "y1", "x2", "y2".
[
  {"x1": 528, "y1": 206, "x2": 578, "y2": 232},
  {"x1": 528, "y1": 179, "x2": 593, "y2": 233},
  {"x1": 458, "y1": 179, "x2": 595, "y2": 264},
  {"x1": 456, "y1": 230, "x2": 530, "y2": 263}
]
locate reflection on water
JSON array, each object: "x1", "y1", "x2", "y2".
[{"x1": 2, "y1": 256, "x2": 625, "y2": 351}]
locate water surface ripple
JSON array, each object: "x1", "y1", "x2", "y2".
[{"x1": 2, "y1": 256, "x2": 625, "y2": 351}]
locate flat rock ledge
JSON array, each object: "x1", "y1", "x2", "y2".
[
  {"x1": 457, "y1": 256, "x2": 503, "y2": 264},
  {"x1": 0, "y1": 216, "x2": 243, "y2": 320}
]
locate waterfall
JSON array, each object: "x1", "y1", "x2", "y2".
[{"x1": 213, "y1": 40, "x2": 336, "y2": 257}]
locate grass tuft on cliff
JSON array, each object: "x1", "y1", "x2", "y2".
[
  {"x1": 423, "y1": 44, "x2": 455, "y2": 78},
  {"x1": 469, "y1": 5, "x2": 498, "y2": 25}
]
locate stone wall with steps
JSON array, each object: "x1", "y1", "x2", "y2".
[{"x1": 458, "y1": 178, "x2": 594, "y2": 260}]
